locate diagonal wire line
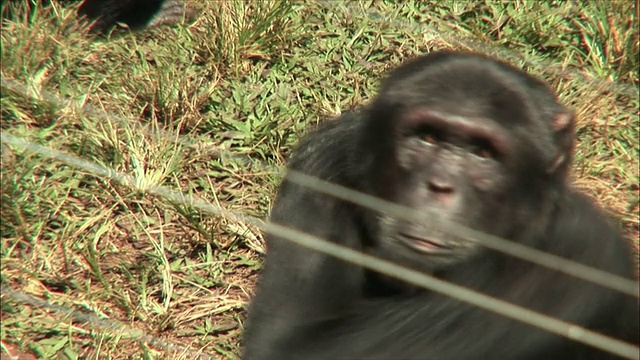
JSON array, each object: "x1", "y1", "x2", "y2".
[
  {"x1": 2, "y1": 133, "x2": 638, "y2": 359},
  {"x1": 0, "y1": 286, "x2": 217, "y2": 360},
  {"x1": 284, "y1": 170, "x2": 640, "y2": 297},
  {"x1": 1, "y1": 77, "x2": 637, "y2": 297}
]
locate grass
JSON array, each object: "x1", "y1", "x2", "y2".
[{"x1": 1, "y1": 0, "x2": 638, "y2": 358}]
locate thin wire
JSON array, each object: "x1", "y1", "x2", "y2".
[
  {"x1": 2, "y1": 133, "x2": 638, "y2": 359},
  {"x1": 0, "y1": 286, "x2": 217, "y2": 360},
  {"x1": 2, "y1": 77, "x2": 637, "y2": 297},
  {"x1": 285, "y1": 171, "x2": 640, "y2": 297}
]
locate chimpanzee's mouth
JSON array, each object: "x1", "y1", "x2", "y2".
[{"x1": 398, "y1": 232, "x2": 452, "y2": 254}]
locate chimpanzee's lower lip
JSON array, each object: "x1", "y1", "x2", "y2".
[{"x1": 398, "y1": 233, "x2": 452, "y2": 254}]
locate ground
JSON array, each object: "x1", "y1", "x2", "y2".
[{"x1": 1, "y1": 1, "x2": 638, "y2": 359}]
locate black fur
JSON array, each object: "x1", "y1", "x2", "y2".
[
  {"x1": 1, "y1": 0, "x2": 188, "y2": 33},
  {"x1": 242, "y1": 51, "x2": 639, "y2": 359}
]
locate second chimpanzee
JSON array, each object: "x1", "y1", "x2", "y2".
[
  {"x1": 77, "y1": 0, "x2": 187, "y2": 33},
  {"x1": 242, "y1": 51, "x2": 640, "y2": 359},
  {"x1": 1, "y1": 0, "x2": 189, "y2": 33}
]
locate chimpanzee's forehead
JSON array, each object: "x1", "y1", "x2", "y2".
[
  {"x1": 384, "y1": 56, "x2": 549, "y2": 97},
  {"x1": 386, "y1": 85, "x2": 536, "y2": 129},
  {"x1": 381, "y1": 61, "x2": 547, "y2": 126}
]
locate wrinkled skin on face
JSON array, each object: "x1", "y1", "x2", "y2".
[{"x1": 360, "y1": 55, "x2": 572, "y2": 273}]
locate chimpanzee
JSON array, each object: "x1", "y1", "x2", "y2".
[
  {"x1": 1, "y1": 0, "x2": 188, "y2": 33},
  {"x1": 77, "y1": 0, "x2": 187, "y2": 33},
  {"x1": 241, "y1": 51, "x2": 640, "y2": 360}
]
